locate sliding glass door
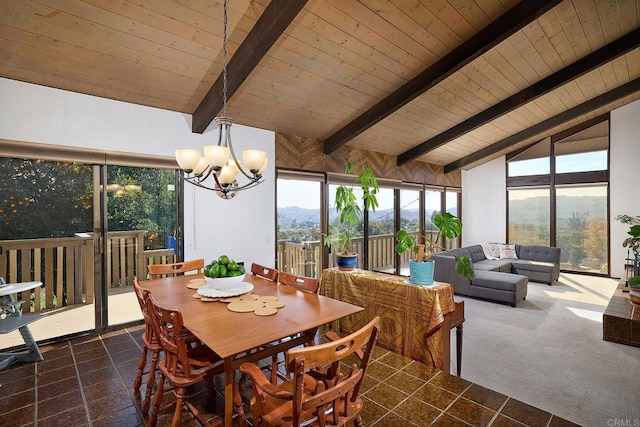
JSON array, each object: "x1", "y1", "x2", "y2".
[
  {"x1": 0, "y1": 153, "x2": 182, "y2": 350},
  {"x1": 0, "y1": 158, "x2": 97, "y2": 345},
  {"x1": 106, "y1": 165, "x2": 179, "y2": 327}
]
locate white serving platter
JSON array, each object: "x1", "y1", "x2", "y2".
[{"x1": 196, "y1": 276, "x2": 253, "y2": 298}]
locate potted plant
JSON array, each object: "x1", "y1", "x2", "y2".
[
  {"x1": 395, "y1": 212, "x2": 473, "y2": 285},
  {"x1": 615, "y1": 214, "x2": 640, "y2": 285},
  {"x1": 323, "y1": 162, "x2": 379, "y2": 271}
]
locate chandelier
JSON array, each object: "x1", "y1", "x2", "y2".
[{"x1": 175, "y1": 0, "x2": 267, "y2": 199}]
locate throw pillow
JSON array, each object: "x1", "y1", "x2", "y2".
[
  {"x1": 498, "y1": 243, "x2": 518, "y2": 259},
  {"x1": 480, "y1": 243, "x2": 501, "y2": 260}
]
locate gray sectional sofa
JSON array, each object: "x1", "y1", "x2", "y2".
[{"x1": 433, "y1": 244, "x2": 561, "y2": 307}]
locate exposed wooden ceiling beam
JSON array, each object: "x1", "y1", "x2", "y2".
[
  {"x1": 322, "y1": 0, "x2": 562, "y2": 155},
  {"x1": 397, "y1": 28, "x2": 640, "y2": 166},
  {"x1": 192, "y1": 0, "x2": 308, "y2": 134},
  {"x1": 444, "y1": 77, "x2": 640, "y2": 174}
]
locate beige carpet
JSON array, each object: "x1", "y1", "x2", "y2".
[{"x1": 451, "y1": 273, "x2": 640, "y2": 427}]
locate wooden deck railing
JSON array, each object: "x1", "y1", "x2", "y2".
[
  {"x1": 0, "y1": 231, "x2": 177, "y2": 314},
  {"x1": 0, "y1": 235, "x2": 94, "y2": 312},
  {"x1": 3, "y1": 230, "x2": 431, "y2": 314},
  {"x1": 276, "y1": 241, "x2": 321, "y2": 278},
  {"x1": 277, "y1": 231, "x2": 421, "y2": 278}
]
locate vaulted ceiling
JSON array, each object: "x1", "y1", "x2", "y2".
[{"x1": 1, "y1": 0, "x2": 639, "y2": 173}]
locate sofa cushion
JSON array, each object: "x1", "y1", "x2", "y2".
[
  {"x1": 511, "y1": 259, "x2": 556, "y2": 273},
  {"x1": 466, "y1": 245, "x2": 487, "y2": 263},
  {"x1": 441, "y1": 248, "x2": 467, "y2": 256},
  {"x1": 516, "y1": 245, "x2": 561, "y2": 263},
  {"x1": 480, "y1": 243, "x2": 501, "y2": 260},
  {"x1": 474, "y1": 259, "x2": 513, "y2": 272},
  {"x1": 498, "y1": 243, "x2": 518, "y2": 259},
  {"x1": 472, "y1": 270, "x2": 528, "y2": 292}
]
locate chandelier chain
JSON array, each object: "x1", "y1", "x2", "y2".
[
  {"x1": 175, "y1": 0, "x2": 266, "y2": 199},
  {"x1": 222, "y1": 0, "x2": 228, "y2": 117}
]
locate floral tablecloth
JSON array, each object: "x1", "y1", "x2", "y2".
[{"x1": 320, "y1": 268, "x2": 455, "y2": 370}]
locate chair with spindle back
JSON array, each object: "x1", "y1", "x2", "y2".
[
  {"x1": 132, "y1": 277, "x2": 161, "y2": 415},
  {"x1": 147, "y1": 258, "x2": 204, "y2": 279},
  {"x1": 146, "y1": 294, "x2": 225, "y2": 427},
  {"x1": 240, "y1": 317, "x2": 380, "y2": 427},
  {"x1": 269, "y1": 272, "x2": 321, "y2": 383}
]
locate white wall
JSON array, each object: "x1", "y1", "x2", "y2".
[
  {"x1": 461, "y1": 156, "x2": 506, "y2": 246},
  {"x1": 610, "y1": 100, "x2": 640, "y2": 278},
  {"x1": 0, "y1": 77, "x2": 276, "y2": 268},
  {"x1": 462, "y1": 98, "x2": 640, "y2": 278}
]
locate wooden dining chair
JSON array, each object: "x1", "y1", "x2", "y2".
[
  {"x1": 146, "y1": 294, "x2": 224, "y2": 427},
  {"x1": 278, "y1": 271, "x2": 320, "y2": 294},
  {"x1": 132, "y1": 277, "x2": 162, "y2": 416},
  {"x1": 240, "y1": 316, "x2": 380, "y2": 427},
  {"x1": 270, "y1": 272, "x2": 321, "y2": 382},
  {"x1": 251, "y1": 262, "x2": 279, "y2": 281},
  {"x1": 147, "y1": 258, "x2": 205, "y2": 279}
]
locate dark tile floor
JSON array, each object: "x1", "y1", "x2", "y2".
[{"x1": 0, "y1": 325, "x2": 579, "y2": 426}]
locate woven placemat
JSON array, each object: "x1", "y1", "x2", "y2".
[{"x1": 223, "y1": 294, "x2": 285, "y2": 315}]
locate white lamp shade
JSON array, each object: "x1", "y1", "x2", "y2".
[
  {"x1": 175, "y1": 149, "x2": 201, "y2": 172},
  {"x1": 227, "y1": 158, "x2": 240, "y2": 173},
  {"x1": 218, "y1": 164, "x2": 238, "y2": 185},
  {"x1": 242, "y1": 150, "x2": 267, "y2": 172},
  {"x1": 193, "y1": 157, "x2": 208, "y2": 176},
  {"x1": 204, "y1": 145, "x2": 230, "y2": 168},
  {"x1": 258, "y1": 157, "x2": 269, "y2": 175}
]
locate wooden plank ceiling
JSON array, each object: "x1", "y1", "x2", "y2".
[{"x1": 1, "y1": 0, "x2": 639, "y2": 173}]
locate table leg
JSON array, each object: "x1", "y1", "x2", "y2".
[
  {"x1": 441, "y1": 324, "x2": 451, "y2": 374},
  {"x1": 456, "y1": 323, "x2": 463, "y2": 376},
  {"x1": 224, "y1": 358, "x2": 233, "y2": 427}
]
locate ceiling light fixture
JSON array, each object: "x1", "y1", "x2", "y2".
[{"x1": 175, "y1": 0, "x2": 267, "y2": 199}]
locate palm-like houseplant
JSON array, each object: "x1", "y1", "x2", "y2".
[
  {"x1": 324, "y1": 162, "x2": 379, "y2": 270},
  {"x1": 615, "y1": 214, "x2": 640, "y2": 288},
  {"x1": 395, "y1": 212, "x2": 473, "y2": 285}
]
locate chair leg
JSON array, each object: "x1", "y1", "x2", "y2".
[
  {"x1": 205, "y1": 375, "x2": 216, "y2": 410},
  {"x1": 270, "y1": 355, "x2": 279, "y2": 384},
  {"x1": 172, "y1": 387, "x2": 186, "y2": 427},
  {"x1": 148, "y1": 374, "x2": 165, "y2": 427},
  {"x1": 142, "y1": 349, "x2": 160, "y2": 415},
  {"x1": 134, "y1": 345, "x2": 148, "y2": 392},
  {"x1": 234, "y1": 380, "x2": 248, "y2": 427}
]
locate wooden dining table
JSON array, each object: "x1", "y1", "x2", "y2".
[{"x1": 143, "y1": 273, "x2": 363, "y2": 427}]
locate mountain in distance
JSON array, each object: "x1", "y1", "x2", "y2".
[
  {"x1": 278, "y1": 206, "x2": 458, "y2": 225},
  {"x1": 510, "y1": 195, "x2": 606, "y2": 223},
  {"x1": 277, "y1": 206, "x2": 321, "y2": 226}
]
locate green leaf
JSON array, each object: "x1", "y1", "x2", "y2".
[
  {"x1": 394, "y1": 229, "x2": 415, "y2": 254},
  {"x1": 434, "y1": 212, "x2": 462, "y2": 240},
  {"x1": 454, "y1": 255, "x2": 474, "y2": 280}
]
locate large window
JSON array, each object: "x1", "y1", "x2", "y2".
[
  {"x1": 506, "y1": 116, "x2": 609, "y2": 276},
  {"x1": 556, "y1": 185, "x2": 608, "y2": 273},
  {"x1": 0, "y1": 149, "x2": 181, "y2": 349},
  {"x1": 399, "y1": 188, "x2": 420, "y2": 274},
  {"x1": 445, "y1": 190, "x2": 461, "y2": 249},
  {"x1": 276, "y1": 174, "x2": 322, "y2": 277},
  {"x1": 368, "y1": 187, "x2": 395, "y2": 272},
  {"x1": 508, "y1": 188, "x2": 550, "y2": 245},
  {"x1": 425, "y1": 188, "x2": 443, "y2": 247},
  {"x1": 328, "y1": 183, "x2": 364, "y2": 269},
  {"x1": 276, "y1": 170, "x2": 462, "y2": 278}
]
